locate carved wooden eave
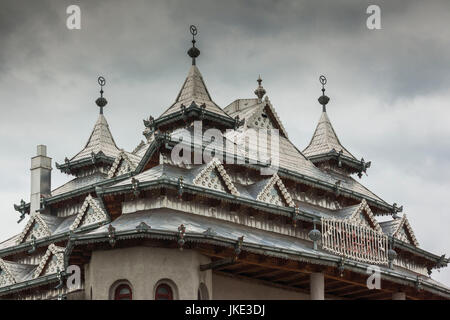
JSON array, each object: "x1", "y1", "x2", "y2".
[{"x1": 193, "y1": 158, "x2": 240, "y2": 196}]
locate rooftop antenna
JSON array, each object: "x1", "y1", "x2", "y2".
[
  {"x1": 318, "y1": 75, "x2": 330, "y2": 112},
  {"x1": 95, "y1": 76, "x2": 108, "y2": 114},
  {"x1": 187, "y1": 25, "x2": 200, "y2": 65}
]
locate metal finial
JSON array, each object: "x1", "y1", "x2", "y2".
[
  {"x1": 254, "y1": 75, "x2": 266, "y2": 103},
  {"x1": 318, "y1": 75, "x2": 330, "y2": 112},
  {"x1": 95, "y1": 76, "x2": 108, "y2": 114},
  {"x1": 257, "y1": 75, "x2": 262, "y2": 86},
  {"x1": 187, "y1": 25, "x2": 200, "y2": 65}
]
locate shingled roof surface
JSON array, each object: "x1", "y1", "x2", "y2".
[
  {"x1": 70, "y1": 114, "x2": 121, "y2": 161},
  {"x1": 159, "y1": 65, "x2": 233, "y2": 120},
  {"x1": 303, "y1": 111, "x2": 356, "y2": 159}
]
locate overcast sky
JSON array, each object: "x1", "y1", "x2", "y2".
[{"x1": 1, "y1": 0, "x2": 450, "y2": 287}]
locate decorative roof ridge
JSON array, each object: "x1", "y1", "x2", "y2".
[
  {"x1": 69, "y1": 194, "x2": 109, "y2": 231},
  {"x1": 0, "y1": 258, "x2": 18, "y2": 286},
  {"x1": 16, "y1": 212, "x2": 52, "y2": 245},
  {"x1": 33, "y1": 244, "x2": 65, "y2": 279},
  {"x1": 107, "y1": 150, "x2": 138, "y2": 178},
  {"x1": 132, "y1": 133, "x2": 390, "y2": 211},
  {"x1": 347, "y1": 199, "x2": 382, "y2": 233},
  {"x1": 256, "y1": 173, "x2": 295, "y2": 207},
  {"x1": 193, "y1": 158, "x2": 240, "y2": 196},
  {"x1": 393, "y1": 214, "x2": 419, "y2": 247}
]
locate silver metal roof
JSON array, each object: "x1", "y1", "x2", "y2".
[
  {"x1": 70, "y1": 114, "x2": 121, "y2": 162},
  {"x1": 51, "y1": 172, "x2": 107, "y2": 197},
  {"x1": 303, "y1": 111, "x2": 356, "y2": 159},
  {"x1": 159, "y1": 65, "x2": 233, "y2": 120}
]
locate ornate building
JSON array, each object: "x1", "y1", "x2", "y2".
[{"x1": 1, "y1": 27, "x2": 448, "y2": 300}]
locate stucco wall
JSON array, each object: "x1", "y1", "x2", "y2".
[
  {"x1": 212, "y1": 273, "x2": 310, "y2": 300},
  {"x1": 84, "y1": 246, "x2": 212, "y2": 300}
]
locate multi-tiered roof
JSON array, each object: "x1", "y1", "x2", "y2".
[{"x1": 2, "y1": 27, "x2": 449, "y2": 300}]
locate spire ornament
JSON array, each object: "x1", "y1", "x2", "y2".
[
  {"x1": 95, "y1": 76, "x2": 108, "y2": 114},
  {"x1": 187, "y1": 25, "x2": 200, "y2": 65},
  {"x1": 254, "y1": 75, "x2": 266, "y2": 102},
  {"x1": 318, "y1": 75, "x2": 330, "y2": 112}
]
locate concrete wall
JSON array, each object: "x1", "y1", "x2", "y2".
[
  {"x1": 212, "y1": 273, "x2": 309, "y2": 300},
  {"x1": 84, "y1": 246, "x2": 212, "y2": 300}
]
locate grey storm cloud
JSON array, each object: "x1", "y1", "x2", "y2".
[{"x1": 1, "y1": 0, "x2": 450, "y2": 286}]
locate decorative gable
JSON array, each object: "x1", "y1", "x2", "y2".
[
  {"x1": 33, "y1": 244, "x2": 65, "y2": 278},
  {"x1": 246, "y1": 101, "x2": 288, "y2": 138},
  {"x1": 70, "y1": 194, "x2": 109, "y2": 231},
  {"x1": 256, "y1": 174, "x2": 295, "y2": 207},
  {"x1": 0, "y1": 259, "x2": 16, "y2": 287},
  {"x1": 248, "y1": 106, "x2": 278, "y2": 131},
  {"x1": 16, "y1": 213, "x2": 52, "y2": 244},
  {"x1": 347, "y1": 199, "x2": 382, "y2": 233},
  {"x1": 193, "y1": 158, "x2": 240, "y2": 196},
  {"x1": 393, "y1": 215, "x2": 419, "y2": 247},
  {"x1": 108, "y1": 150, "x2": 137, "y2": 178}
]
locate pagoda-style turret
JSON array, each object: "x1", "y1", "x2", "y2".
[
  {"x1": 56, "y1": 77, "x2": 121, "y2": 177},
  {"x1": 303, "y1": 76, "x2": 371, "y2": 177},
  {"x1": 143, "y1": 25, "x2": 236, "y2": 135}
]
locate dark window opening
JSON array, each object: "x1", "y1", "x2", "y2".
[
  {"x1": 155, "y1": 283, "x2": 173, "y2": 300},
  {"x1": 114, "y1": 284, "x2": 132, "y2": 300}
]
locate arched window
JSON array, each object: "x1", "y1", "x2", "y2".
[
  {"x1": 114, "y1": 283, "x2": 132, "y2": 300},
  {"x1": 155, "y1": 283, "x2": 173, "y2": 300}
]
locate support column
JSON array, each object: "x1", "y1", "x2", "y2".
[
  {"x1": 310, "y1": 272, "x2": 324, "y2": 300},
  {"x1": 392, "y1": 292, "x2": 406, "y2": 300}
]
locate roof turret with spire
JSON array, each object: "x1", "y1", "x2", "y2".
[
  {"x1": 56, "y1": 77, "x2": 121, "y2": 176},
  {"x1": 303, "y1": 75, "x2": 371, "y2": 177},
  {"x1": 144, "y1": 25, "x2": 236, "y2": 133}
]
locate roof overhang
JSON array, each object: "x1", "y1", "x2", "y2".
[
  {"x1": 55, "y1": 151, "x2": 116, "y2": 176},
  {"x1": 64, "y1": 223, "x2": 450, "y2": 299},
  {"x1": 151, "y1": 102, "x2": 237, "y2": 131},
  {"x1": 307, "y1": 151, "x2": 369, "y2": 175}
]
